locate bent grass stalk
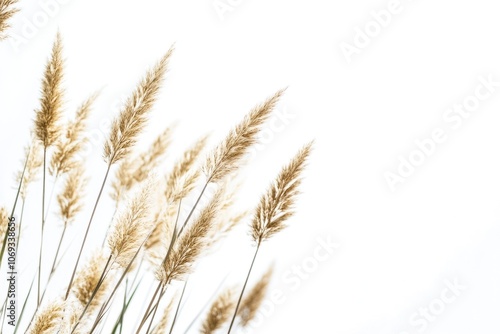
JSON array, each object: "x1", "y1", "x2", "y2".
[{"x1": 227, "y1": 143, "x2": 312, "y2": 333}]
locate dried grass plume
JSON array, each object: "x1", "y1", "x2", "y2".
[
  {"x1": 0, "y1": 0, "x2": 18, "y2": 40},
  {"x1": 28, "y1": 300, "x2": 64, "y2": 334},
  {"x1": 103, "y1": 47, "x2": 174, "y2": 165},
  {"x1": 203, "y1": 89, "x2": 285, "y2": 183},
  {"x1": 107, "y1": 182, "x2": 152, "y2": 268},
  {"x1": 201, "y1": 287, "x2": 236, "y2": 334},
  {"x1": 157, "y1": 187, "x2": 225, "y2": 284},
  {"x1": 238, "y1": 267, "x2": 273, "y2": 327},
  {"x1": 50, "y1": 93, "x2": 98, "y2": 176},
  {"x1": 71, "y1": 252, "x2": 110, "y2": 315},
  {"x1": 251, "y1": 142, "x2": 312, "y2": 243},
  {"x1": 57, "y1": 165, "x2": 87, "y2": 225},
  {"x1": 34, "y1": 32, "x2": 65, "y2": 148}
]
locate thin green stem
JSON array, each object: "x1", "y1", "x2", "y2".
[
  {"x1": 168, "y1": 280, "x2": 188, "y2": 334},
  {"x1": 13, "y1": 276, "x2": 35, "y2": 334},
  {"x1": 135, "y1": 282, "x2": 162, "y2": 334},
  {"x1": 0, "y1": 143, "x2": 29, "y2": 268},
  {"x1": 37, "y1": 146, "x2": 47, "y2": 307},
  {"x1": 65, "y1": 162, "x2": 112, "y2": 300},
  {"x1": 15, "y1": 199, "x2": 25, "y2": 255},
  {"x1": 40, "y1": 222, "x2": 68, "y2": 303},
  {"x1": 90, "y1": 229, "x2": 156, "y2": 334},
  {"x1": 44, "y1": 174, "x2": 59, "y2": 221},
  {"x1": 227, "y1": 242, "x2": 261, "y2": 334},
  {"x1": 177, "y1": 181, "x2": 209, "y2": 237},
  {"x1": 145, "y1": 285, "x2": 167, "y2": 334}
]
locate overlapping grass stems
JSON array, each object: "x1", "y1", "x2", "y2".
[{"x1": 1, "y1": 25, "x2": 313, "y2": 333}]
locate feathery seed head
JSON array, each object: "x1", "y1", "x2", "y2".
[
  {"x1": 251, "y1": 142, "x2": 312, "y2": 243},
  {"x1": 0, "y1": 0, "x2": 19, "y2": 40},
  {"x1": 157, "y1": 186, "x2": 225, "y2": 284},
  {"x1": 34, "y1": 32, "x2": 65, "y2": 148},
  {"x1": 29, "y1": 300, "x2": 65, "y2": 334},
  {"x1": 50, "y1": 93, "x2": 98, "y2": 176},
  {"x1": 107, "y1": 181, "x2": 153, "y2": 268},
  {"x1": 201, "y1": 287, "x2": 236, "y2": 334},
  {"x1": 238, "y1": 267, "x2": 274, "y2": 327},
  {"x1": 103, "y1": 47, "x2": 174, "y2": 165},
  {"x1": 203, "y1": 89, "x2": 285, "y2": 183}
]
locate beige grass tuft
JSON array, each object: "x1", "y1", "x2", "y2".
[
  {"x1": 0, "y1": 0, "x2": 18, "y2": 40},
  {"x1": 201, "y1": 287, "x2": 236, "y2": 334},
  {"x1": 57, "y1": 165, "x2": 87, "y2": 225},
  {"x1": 28, "y1": 300, "x2": 64, "y2": 334},
  {"x1": 103, "y1": 47, "x2": 174, "y2": 165},
  {"x1": 34, "y1": 32, "x2": 65, "y2": 148},
  {"x1": 50, "y1": 93, "x2": 98, "y2": 176},
  {"x1": 157, "y1": 187, "x2": 225, "y2": 284},
  {"x1": 251, "y1": 142, "x2": 312, "y2": 243},
  {"x1": 238, "y1": 267, "x2": 273, "y2": 326},
  {"x1": 71, "y1": 251, "x2": 110, "y2": 315},
  {"x1": 107, "y1": 182, "x2": 152, "y2": 268},
  {"x1": 203, "y1": 89, "x2": 285, "y2": 183}
]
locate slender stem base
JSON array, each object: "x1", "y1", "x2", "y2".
[
  {"x1": 227, "y1": 242, "x2": 261, "y2": 334},
  {"x1": 65, "y1": 163, "x2": 112, "y2": 300}
]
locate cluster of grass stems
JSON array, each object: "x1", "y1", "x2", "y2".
[{"x1": 0, "y1": 5, "x2": 312, "y2": 333}]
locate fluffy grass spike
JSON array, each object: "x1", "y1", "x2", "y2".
[
  {"x1": 203, "y1": 89, "x2": 285, "y2": 183},
  {"x1": 103, "y1": 47, "x2": 174, "y2": 165}
]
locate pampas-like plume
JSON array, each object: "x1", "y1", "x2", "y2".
[
  {"x1": 28, "y1": 300, "x2": 64, "y2": 334},
  {"x1": 157, "y1": 187, "x2": 225, "y2": 284},
  {"x1": 57, "y1": 165, "x2": 87, "y2": 225},
  {"x1": 164, "y1": 135, "x2": 208, "y2": 203},
  {"x1": 107, "y1": 182, "x2": 152, "y2": 268},
  {"x1": 228, "y1": 144, "x2": 312, "y2": 334},
  {"x1": 0, "y1": 0, "x2": 18, "y2": 40},
  {"x1": 201, "y1": 287, "x2": 236, "y2": 334},
  {"x1": 34, "y1": 32, "x2": 64, "y2": 148},
  {"x1": 111, "y1": 126, "x2": 173, "y2": 203},
  {"x1": 50, "y1": 93, "x2": 98, "y2": 177},
  {"x1": 203, "y1": 89, "x2": 285, "y2": 183},
  {"x1": 238, "y1": 267, "x2": 273, "y2": 327},
  {"x1": 251, "y1": 142, "x2": 312, "y2": 243},
  {"x1": 17, "y1": 140, "x2": 43, "y2": 200},
  {"x1": 103, "y1": 47, "x2": 174, "y2": 165},
  {"x1": 71, "y1": 252, "x2": 110, "y2": 315}
]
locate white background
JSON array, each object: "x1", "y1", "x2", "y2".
[{"x1": 1, "y1": 0, "x2": 500, "y2": 333}]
